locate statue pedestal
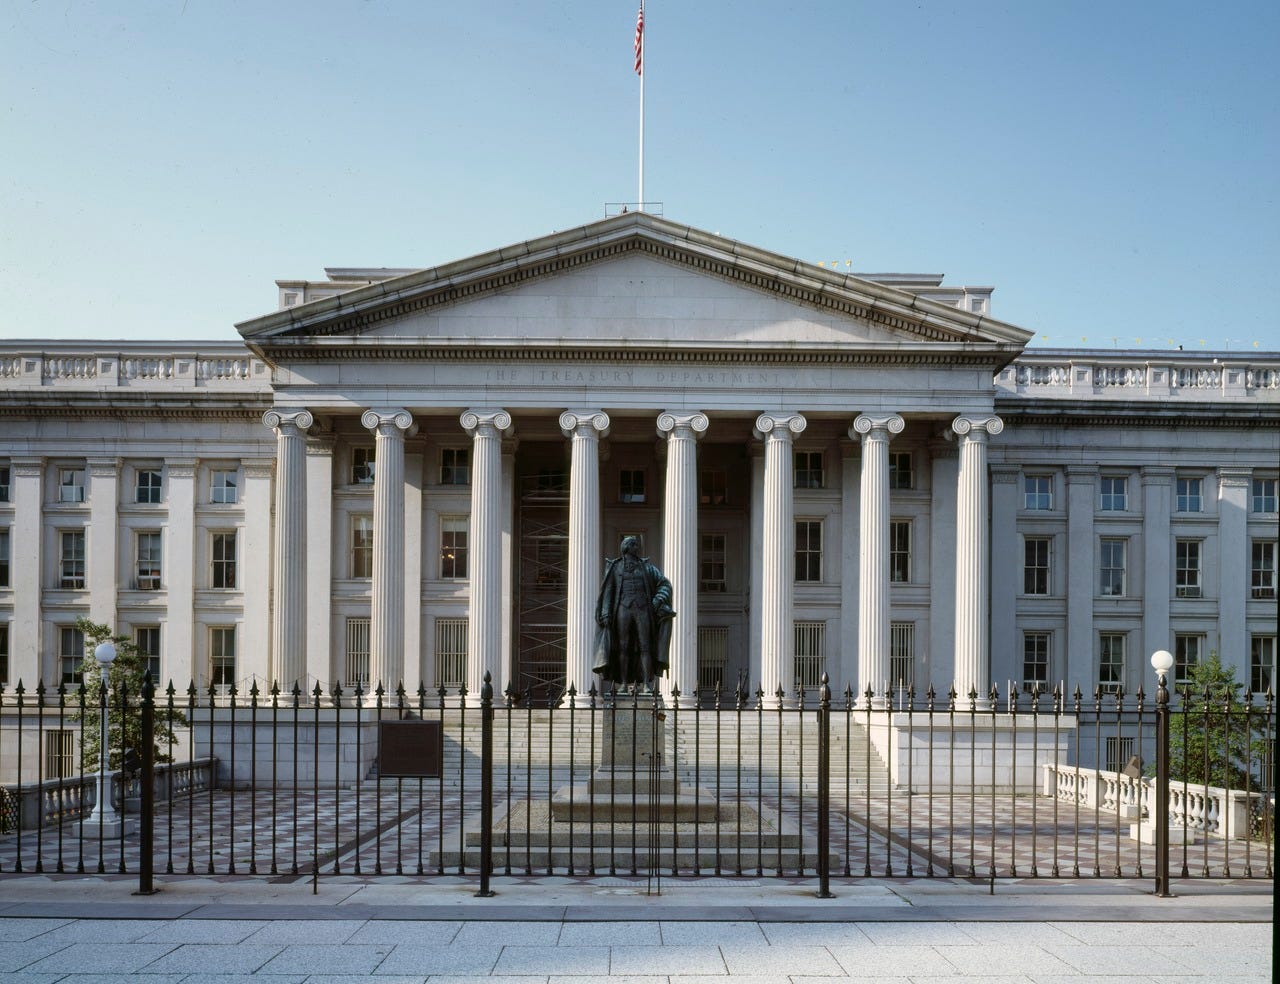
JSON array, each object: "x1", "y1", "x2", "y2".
[{"x1": 550, "y1": 696, "x2": 717, "y2": 822}]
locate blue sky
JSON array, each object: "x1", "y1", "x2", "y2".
[{"x1": 3, "y1": 1, "x2": 1277, "y2": 351}]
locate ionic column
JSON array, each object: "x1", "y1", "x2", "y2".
[
  {"x1": 304, "y1": 438, "x2": 334, "y2": 688},
  {"x1": 1217, "y1": 467, "x2": 1251, "y2": 665},
  {"x1": 263, "y1": 409, "x2": 313, "y2": 690},
  {"x1": 10, "y1": 458, "x2": 43, "y2": 684},
  {"x1": 851, "y1": 413, "x2": 904, "y2": 706},
  {"x1": 658, "y1": 411, "x2": 709, "y2": 704},
  {"x1": 952, "y1": 414, "x2": 1003, "y2": 706},
  {"x1": 560, "y1": 410, "x2": 610, "y2": 692},
  {"x1": 164, "y1": 459, "x2": 197, "y2": 686},
  {"x1": 362, "y1": 409, "x2": 413, "y2": 692},
  {"x1": 754, "y1": 412, "x2": 806, "y2": 703},
  {"x1": 462, "y1": 409, "x2": 513, "y2": 701}
]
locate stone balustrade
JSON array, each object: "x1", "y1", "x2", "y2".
[
  {"x1": 1040, "y1": 762, "x2": 1264, "y2": 840},
  {"x1": 0, "y1": 346, "x2": 270, "y2": 391},
  {"x1": 997, "y1": 353, "x2": 1280, "y2": 401}
]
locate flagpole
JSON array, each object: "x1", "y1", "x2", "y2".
[{"x1": 637, "y1": 1, "x2": 645, "y2": 211}]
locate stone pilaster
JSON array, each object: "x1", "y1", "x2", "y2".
[
  {"x1": 1217, "y1": 467, "x2": 1251, "y2": 666},
  {"x1": 657, "y1": 410, "x2": 709, "y2": 704},
  {"x1": 560, "y1": 410, "x2": 610, "y2": 692},
  {"x1": 462, "y1": 409, "x2": 513, "y2": 701},
  {"x1": 989, "y1": 464, "x2": 1021, "y2": 688},
  {"x1": 754, "y1": 412, "x2": 806, "y2": 703},
  {"x1": 263, "y1": 409, "x2": 313, "y2": 690},
  {"x1": 164, "y1": 459, "x2": 197, "y2": 686},
  {"x1": 241, "y1": 459, "x2": 275, "y2": 688},
  {"x1": 952, "y1": 414, "x2": 1003, "y2": 706},
  {"x1": 928, "y1": 441, "x2": 959, "y2": 692},
  {"x1": 87, "y1": 458, "x2": 120, "y2": 627},
  {"x1": 851, "y1": 413, "x2": 904, "y2": 705},
  {"x1": 10, "y1": 459, "x2": 42, "y2": 685},
  {"x1": 1066, "y1": 465, "x2": 1097, "y2": 690},
  {"x1": 362, "y1": 408, "x2": 413, "y2": 692},
  {"x1": 1140, "y1": 467, "x2": 1174, "y2": 668}
]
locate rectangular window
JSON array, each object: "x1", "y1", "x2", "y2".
[
  {"x1": 209, "y1": 469, "x2": 238, "y2": 504},
  {"x1": 434, "y1": 616, "x2": 467, "y2": 689},
  {"x1": 1100, "y1": 538, "x2": 1126, "y2": 597},
  {"x1": 1176, "y1": 476, "x2": 1203, "y2": 512},
  {"x1": 135, "y1": 626, "x2": 161, "y2": 683},
  {"x1": 699, "y1": 533, "x2": 726, "y2": 592},
  {"x1": 1252, "y1": 477, "x2": 1278, "y2": 513},
  {"x1": 795, "y1": 520, "x2": 822, "y2": 583},
  {"x1": 794, "y1": 451, "x2": 824, "y2": 489},
  {"x1": 699, "y1": 469, "x2": 727, "y2": 506},
  {"x1": 440, "y1": 448, "x2": 470, "y2": 486},
  {"x1": 345, "y1": 616, "x2": 370, "y2": 686},
  {"x1": 1175, "y1": 539, "x2": 1202, "y2": 598},
  {"x1": 1251, "y1": 635, "x2": 1276, "y2": 695},
  {"x1": 351, "y1": 516, "x2": 373, "y2": 578},
  {"x1": 1099, "y1": 476, "x2": 1128, "y2": 511},
  {"x1": 890, "y1": 520, "x2": 911, "y2": 583},
  {"x1": 45, "y1": 730, "x2": 76, "y2": 780},
  {"x1": 0, "y1": 527, "x2": 8, "y2": 588},
  {"x1": 1024, "y1": 537, "x2": 1051, "y2": 595},
  {"x1": 1023, "y1": 632, "x2": 1051, "y2": 692},
  {"x1": 1024, "y1": 475, "x2": 1053, "y2": 510},
  {"x1": 794, "y1": 620, "x2": 825, "y2": 689},
  {"x1": 135, "y1": 469, "x2": 162, "y2": 504},
  {"x1": 1098, "y1": 633, "x2": 1126, "y2": 693},
  {"x1": 1105, "y1": 736, "x2": 1137, "y2": 774},
  {"x1": 351, "y1": 446, "x2": 375, "y2": 485},
  {"x1": 1251, "y1": 540, "x2": 1277, "y2": 599},
  {"x1": 888, "y1": 451, "x2": 914, "y2": 490},
  {"x1": 697, "y1": 626, "x2": 728, "y2": 693},
  {"x1": 59, "y1": 530, "x2": 86, "y2": 589},
  {"x1": 440, "y1": 516, "x2": 469, "y2": 579},
  {"x1": 0, "y1": 464, "x2": 9, "y2": 502},
  {"x1": 210, "y1": 627, "x2": 236, "y2": 690},
  {"x1": 135, "y1": 531, "x2": 162, "y2": 590},
  {"x1": 211, "y1": 532, "x2": 237, "y2": 589},
  {"x1": 1174, "y1": 633, "x2": 1203, "y2": 687},
  {"x1": 60, "y1": 625, "x2": 84, "y2": 685},
  {"x1": 619, "y1": 468, "x2": 646, "y2": 503},
  {"x1": 890, "y1": 621, "x2": 914, "y2": 691},
  {"x1": 0, "y1": 623, "x2": 9, "y2": 685},
  {"x1": 58, "y1": 467, "x2": 85, "y2": 503}
]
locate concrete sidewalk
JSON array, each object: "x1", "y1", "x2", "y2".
[{"x1": 0, "y1": 875, "x2": 1271, "y2": 983}]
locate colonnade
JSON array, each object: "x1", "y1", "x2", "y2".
[{"x1": 263, "y1": 407, "x2": 1003, "y2": 703}]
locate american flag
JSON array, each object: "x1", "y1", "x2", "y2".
[{"x1": 634, "y1": 3, "x2": 644, "y2": 76}]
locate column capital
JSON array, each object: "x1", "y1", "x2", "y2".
[
  {"x1": 10, "y1": 456, "x2": 44, "y2": 477},
  {"x1": 87, "y1": 457, "x2": 121, "y2": 476},
  {"x1": 461, "y1": 408, "x2": 513, "y2": 438},
  {"x1": 990, "y1": 464, "x2": 1021, "y2": 485},
  {"x1": 361, "y1": 408, "x2": 414, "y2": 434},
  {"x1": 243, "y1": 459, "x2": 275, "y2": 480},
  {"x1": 559, "y1": 409, "x2": 610, "y2": 438},
  {"x1": 1217, "y1": 467, "x2": 1253, "y2": 489},
  {"x1": 657, "y1": 410, "x2": 709, "y2": 439},
  {"x1": 1141, "y1": 465, "x2": 1175, "y2": 486},
  {"x1": 305, "y1": 436, "x2": 334, "y2": 457},
  {"x1": 1065, "y1": 464, "x2": 1100, "y2": 483},
  {"x1": 951, "y1": 414, "x2": 1004, "y2": 440},
  {"x1": 263, "y1": 408, "x2": 315, "y2": 434},
  {"x1": 166, "y1": 458, "x2": 198, "y2": 479},
  {"x1": 850, "y1": 413, "x2": 904, "y2": 440},
  {"x1": 753, "y1": 411, "x2": 806, "y2": 441}
]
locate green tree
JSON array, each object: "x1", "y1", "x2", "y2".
[
  {"x1": 1167, "y1": 651, "x2": 1270, "y2": 790},
  {"x1": 70, "y1": 617, "x2": 186, "y2": 772}
]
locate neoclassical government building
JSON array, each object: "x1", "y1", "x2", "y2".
[{"x1": 2, "y1": 213, "x2": 1277, "y2": 719}]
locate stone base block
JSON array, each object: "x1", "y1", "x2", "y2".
[
  {"x1": 1129, "y1": 821, "x2": 1196, "y2": 845},
  {"x1": 550, "y1": 784, "x2": 719, "y2": 822},
  {"x1": 80, "y1": 815, "x2": 138, "y2": 839}
]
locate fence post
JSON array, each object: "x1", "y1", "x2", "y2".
[
  {"x1": 1152, "y1": 650, "x2": 1173, "y2": 897},
  {"x1": 816, "y1": 672, "x2": 834, "y2": 898},
  {"x1": 135, "y1": 671, "x2": 157, "y2": 895},
  {"x1": 476, "y1": 671, "x2": 496, "y2": 897}
]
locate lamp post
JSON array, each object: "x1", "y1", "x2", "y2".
[
  {"x1": 85, "y1": 642, "x2": 125, "y2": 832},
  {"x1": 1151, "y1": 648, "x2": 1174, "y2": 898}
]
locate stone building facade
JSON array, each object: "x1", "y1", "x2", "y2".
[{"x1": 1, "y1": 214, "x2": 1276, "y2": 747}]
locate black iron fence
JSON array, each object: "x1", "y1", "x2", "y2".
[{"x1": 0, "y1": 674, "x2": 1273, "y2": 896}]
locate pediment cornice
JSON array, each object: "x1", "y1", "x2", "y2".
[{"x1": 238, "y1": 214, "x2": 1033, "y2": 357}]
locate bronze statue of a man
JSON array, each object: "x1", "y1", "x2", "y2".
[{"x1": 593, "y1": 536, "x2": 675, "y2": 691}]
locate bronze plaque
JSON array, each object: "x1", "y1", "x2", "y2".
[{"x1": 378, "y1": 720, "x2": 442, "y2": 778}]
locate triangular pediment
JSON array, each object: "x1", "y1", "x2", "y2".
[{"x1": 239, "y1": 213, "x2": 1032, "y2": 360}]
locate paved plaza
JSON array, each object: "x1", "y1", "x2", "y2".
[{"x1": 0, "y1": 873, "x2": 1271, "y2": 983}]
